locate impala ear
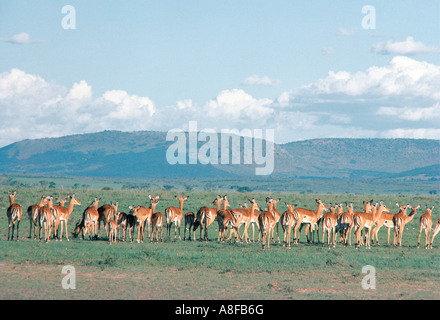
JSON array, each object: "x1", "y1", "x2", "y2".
[{"x1": 149, "y1": 195, "x2": 152, "y2": 199}]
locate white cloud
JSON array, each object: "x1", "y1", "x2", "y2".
[
  {"x1": 383, "y1": 128, "x2": 440, "y2": 139},
  {"x1": 376, "y1": 104, "x2": 440, "y2": 121},
  {"x1": 0, "y1": 32, "x2": 44, "y2": 44},
  {"x1": 337, "y1": 28, "x2": 355, "y2": 36},
  {"x1": 299, "y1": 56, "x2": 440, "y2": 99},
  {"x1": 242, "y1": 75, "x2": 280, "y2": 86},
  {"x1": 372, "y1": 36, "x2": 440, "y2": 55}
]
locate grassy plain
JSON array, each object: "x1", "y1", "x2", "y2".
[{"x1": 0, "y1": 184, "x2": 439, "y2": 300}]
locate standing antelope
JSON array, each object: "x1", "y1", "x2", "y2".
[
  {"x1": 417, "y1": 206, "x2": 434, "y2": 249},
  {"x1": 6, "y1": 191, "x2": 23, "y2": 241},
  {"x1": 98, "y1": 201, "x2": 119, "y2": 239},
  {"x1": 258, "y1": 198, "x2": 277, "y2": 249},
  {"x1": 267, "y1": 198, "x2": 281, "y2": 243},
  {"x1": 151, "y1": 211, "x2": 165, "y2": 243},
  {"x1": 322, "y1": 204, "x2": 339, "y2": 248},
  {"x1": 338, "y1": 203, "x2": 354, "y2": 246},
  {"x1": 281, "y1": 203, "x2": 297, "y2": 248},
  {"x1": 183, "y1": 211, "x2": 196, "y2": 241},
  {"x1": 236, "y1": 198, "x2": 261, "y2": 243},
  {"x1": 371, "y1": 203, "x2": 401, "y2": 246},
  {"x1": 76, "y1": 198, "x2": 100, "y2": 240},
  {"x1": 354, "y1": 201, "x2": 390, "y2": 249},
  {"x1": 292, "y1": 199, "x2": 328, "y2": 244},
  {"x1": 393, "y1": 204, "x2": 419, "y2": 247},
  {"x1": 430, "y1": 218, "x2": 440, "y2": 248},
  {"x1": 194, "y1": 195, "x2": 222, "y2": 241},
  {"x1": 130, "y1": 195, "x2": 159, "y2": 243},
  {"x1": 40, "y1": 196, "x2": 56, "y2": 242},
  {"x1": 117, "y1": 212, "x2": 137, "y2": 243},
  {"x1": 51, "y1": 194, "x2": 82, "y2": 241},
  {"x1": 165, "y1": 196, "x2": 189, "y2": 241},
  {"x1": 27, "y1": 195, "x2": 47, "y2": 239},
  {"x1": 108, "y1": 212, "x2": 120, "y2": 245}
]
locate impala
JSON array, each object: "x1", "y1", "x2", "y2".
[
  {"x1": 56, "y1": 197, "x2": 68, "y2": 207},
  {"x1": 117, "y1": 212, "x2": 137, "y2": 242},
  {"x1": 292, "y1": 199, "x2": 328, "y2": 244},
  {"x1": 417, "y1": 206, "x2": 434, "y2": 249},
  {"x1": 371, "y1": 203, "x2": 402, "y2": 246},
  {"x1": 129, "y1": 195, "x2": 159, "y2": 243},
  {"x1": 393, "y1": 204, "x2": 419, "y2": 247},
  {"x1": 322, "y1": 204, "x2": 339, "y2": 248},
  {"x1": 40, "y1": 196, "x2": 56, "y2": 242},
  {"x1": 79, "y1": 199, "x2": 100, "y2": 240},
  {"x1": 430, "y1": 218, "x2": 440, "y2": 249},
  {"x1": 338, "y1": 203, "x2": 354, "y2": 246},
  {"x1": 281, "y1": 203, "x2": 297, "y2": 248},
  {"x1": 151, "y1": 211, "x2": 165, "y2": 243},
  {"x1": 354, "y1": 201, "x2": 390, "y2": 249},
  {"x1": 98, "y1": 201, "x2": 119, "y2": 238},
  {"x1": 6, "y1": 191, "x2": 23, "y2": 241},
  {"x1": 165, "y1": 196, "x2": 189, "y2": 241},
  {"x1": 27, "y1": 195, "x2": 47, "y2": 239},
  {"x1": 236, "y1": 198, "x2": 261, "y2": 243},
  {"x1": 51, "y1": 194, "x2": 82, "y2": 241},
  {"x1": 258, "y1": 198, "x2": 276, "y2": 249},
  {"x1": 266, "y1": 198, "x2": 281, "y2": 243},
  {"x1": 194, "y1": 195, "x2": 222, "y2": 241},
  {"x1": 216, "y1": 195, "x2": 238, "y2": 242},
  {"x1": 183, "y1": 211, "x2": 196, "y2": 241},
  {"x1": 108, "y1": 212, "x2": 120, "y2": 245}
]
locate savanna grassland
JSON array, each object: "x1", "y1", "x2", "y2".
[{"x1": 0, "y1": 184, "x2": 439, "y2": 300}]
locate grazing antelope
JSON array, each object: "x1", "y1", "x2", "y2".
[
  {"x1": 216, "y1": 195, "x2": 235, "y2": 242},
  {"x1": 165, "y1": 196, "x2": 189, "y2": 241},
  {"x1": 354, "y1": 201, "x2": 390, "y2": 249},
  {"x1": 117, "y1": 212, "x2": 137, "y2": 242},
  {"x1": 322, "y1": 204, "x2": 339, "y2": 248},
  {"x1": 98, "y1": 201, "x2": 119, "y2": 239},
  {"x1": 108, "y1": 212, "x2": 120, "y2": 245},
  {"x1": 183, "y1": 211, "x2": 196, "y2": 241},
  {"x1": 292, "y1": 199, "x2": 328, "y2": 244},
  {"x1": 6, "y1": 191, "x2": 23, "y2": 241},
  {"x1": 417, "y1": 206, "x2": 434, "y2": 249},
  {"x1": 130, "y1": 195, "x2": 159, "y2": 243},
  {"x1": 393, "y1": 204, "x2": 419, "y2": 247},
  {"x1": 258, "y1": 198, "x2": 277, "y2": 249},
  {"x1": 51, "y1": 194, "x2": 82, "y2": 241},
  {"x1": 194, "y1": 195, "x2": 222, "y2": 241},
  {"x1": 281, "y1": 203, "x2": 297, "y2": 248},
  {"x1": 27, "y1": 195, "x2": 47, "y2": 239},
  {"x1": 430, "y1": 218, "x2": 440, "y2": 248}
]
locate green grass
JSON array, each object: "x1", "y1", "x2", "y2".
[{"x1": 0, "y1": 185, "x2": 439, "y2": 299}]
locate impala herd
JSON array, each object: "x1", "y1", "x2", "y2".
[{"x1": 4, "y1": 191, "x2": 440, "y2": 250}]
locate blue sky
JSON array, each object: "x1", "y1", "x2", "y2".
[{"x1": 0, "y1": 0, "x2": 439, "y2": 146}]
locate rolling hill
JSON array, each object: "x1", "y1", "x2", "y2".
[{"x1": 0, "y1": 130, "x2": 438, "y2": 179}]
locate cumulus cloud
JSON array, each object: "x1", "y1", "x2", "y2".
[
  {"x1": 1, "y1": 56, "x2": 439, "y2": 147},
  {"x1": 299, "y1": 56, "x2": 440, "y2": 99},
  {"x1": 372, "y1": 36, "x2": 440, "y2": 55},
  {"x1": 241, "y1": 75, "x2": 280, "y2": 86},
  {"x1": 0, "y1": 32, "x2": 44, "y2": 44}
]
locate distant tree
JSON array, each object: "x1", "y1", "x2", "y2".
[
  {"x1": 49, "y1": 181, "x2": 56, "y2": 189},
  {"x1": 39, "y1": 180, "x2": 50, "y2": 188}
]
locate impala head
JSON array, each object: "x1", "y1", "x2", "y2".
[
  {"x1": 408, "y1": 204, "x2": 420, "y2": 216},
  {"x1": 111, "y1": 201, "x2": 119, "y2": 211},
  {"x1": 69, "y1": 194, "x2": 81, "y2": 206},
  {"x1": 38, "y1": 195, "x2": 48, "y2": 206},
  {"x1": 377, "y1": 201, "x2": 389, "y2": 213},
  {"x1": 211, "y1": 195, "x2": 222, "y2": 206},
  {"x1": 239, "y1": 202, "x2": 248, "y2": 208},
  {"x1": 222, "y1": 195, "x2": 230, "y2": 208},
  {"x1": 363, "y1": 200, "x2": 373, "y2": 213},
  {"x1": 56, "y1": 197, "x2": 68, "y2": 206},
  {"x1": 396, "y1": 203, "x2": 409, "y2": 214},
  {"x1": 8, "y1": 191, "x2": 17, "y2": 204},
  {"x1": 315, "y1": 199, "x2": 328, "y2": 211},
  {"x1": 426, "y1": 205, "x2": 434, "y2": 215},
  {"x1": 285, "y1": 203, "x2": 296, "y2": 212}
]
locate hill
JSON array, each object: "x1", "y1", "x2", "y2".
[{"x1": 0, "y1": 130, "x2": 438, "y2": 179}]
